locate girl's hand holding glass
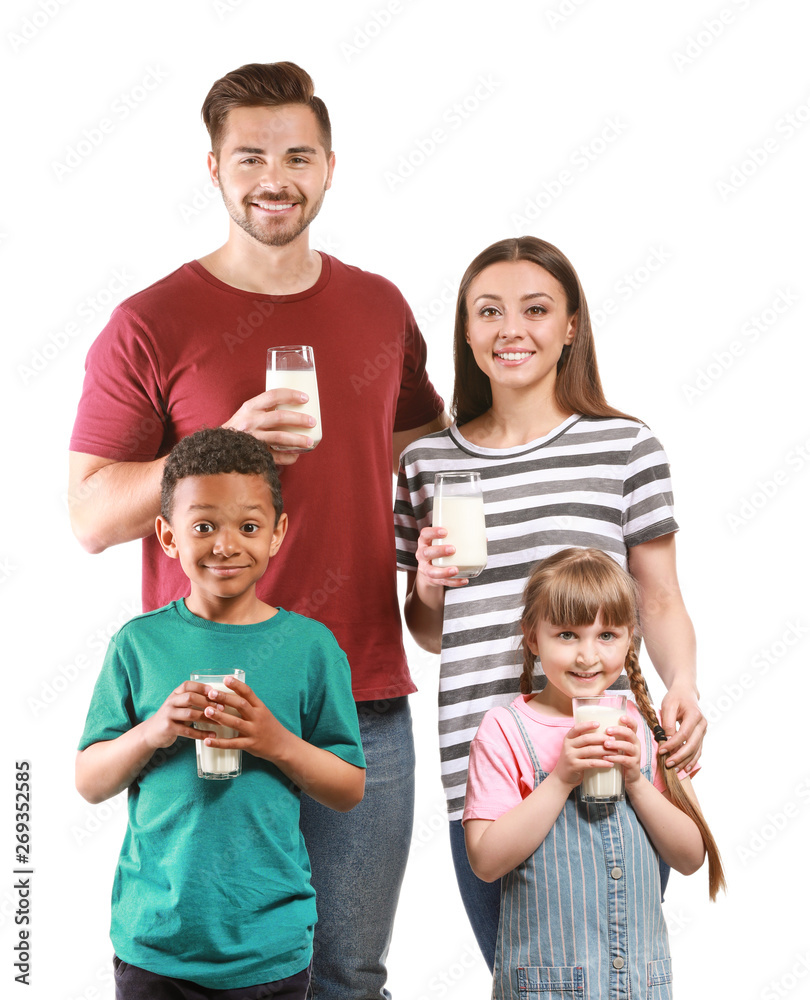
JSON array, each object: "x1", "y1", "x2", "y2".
[
  {"x1": 552, "y1": 719, "x2": 616, "y2": 789},
  {"x1": 604, "y1": 715, "x2": 642, "y2": 785}
]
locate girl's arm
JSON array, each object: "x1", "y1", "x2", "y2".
[
  {"x1": 403, "y1": 525, "x2": 468, "y2": 653},
  {"x1": 628, "y1": 533, "x2": 706, "y2": 770},
  {"x1": 606, "y1": 718, "x2": 705, "y2": 875},
  {"x1": 465, "y1": 772, "x2": 572, "y2": 882},
  {"x1": 202, "y1": 678, "x2": 365, "y2": 812},
  {"x1": 465, "y1": 722, "x2": 611, "y2": 882},
  {"x1": 75, "y1": 681, "x2": 213, "y2": 804}
]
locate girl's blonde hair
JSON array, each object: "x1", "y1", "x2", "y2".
[{"x1": 520, "y1": 547, "x2": 726, "y2": 900}]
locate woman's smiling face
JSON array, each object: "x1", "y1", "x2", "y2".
[{"x1": 465, "y1": 259, "x2": 577, "y2": 394}]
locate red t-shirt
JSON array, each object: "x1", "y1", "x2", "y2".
[{"x1": 70, "y1": 255, "x2": 444, "y2": 701}]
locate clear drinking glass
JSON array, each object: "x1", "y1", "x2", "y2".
[
  {"x1": 191, "y1": 670, "x2": 245, "y2": 780},
  {"x1": 572, "y1": 694, "x2": 628, "y2": 802},
  {"x1": 265, "y1": 345, "x2": 322, "y2": 451},
  {"x1": 432, "y1": 472, "x2": 487, "y2": 579}
]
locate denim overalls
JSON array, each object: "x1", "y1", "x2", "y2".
[{"x1": 492, "y1": 705, "x2": 673, "y2": 999}]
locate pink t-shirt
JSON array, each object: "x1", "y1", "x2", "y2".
[{"x1": 464, "y1": 694, "x2": 672, "y2": 823}]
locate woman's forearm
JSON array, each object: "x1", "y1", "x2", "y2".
[{"x1": 403, "y1": 572, "x2": 445, "y2": 654}]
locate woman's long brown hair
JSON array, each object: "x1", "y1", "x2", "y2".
[
  {"x1": 519, "y1": 547, "x2": 726, "y2": 900},
  {"x1": 451, "y1": 236, "x2": 637, "y2": 426}
]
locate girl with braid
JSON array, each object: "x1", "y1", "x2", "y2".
[{"x1": 464, "y1": 547, "x2": 724, "y2": 1000}]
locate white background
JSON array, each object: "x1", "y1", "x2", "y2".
[{"x1": 3, "y1": 0, "x2": 809, "y2": 997}]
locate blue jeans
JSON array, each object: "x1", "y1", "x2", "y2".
[
  {"x1": 449, "y1": 819, "x2": 499, "y2": 973},
  {"x1": 449, "y1": 820, "x2": 672, "y2": 974},
  {"x1": 300, "y1": 697, "x2": 415, "y2": 1000}
]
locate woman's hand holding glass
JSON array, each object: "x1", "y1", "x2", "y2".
[{"x1": 414, "y1": 525, "x2": 471, "y2": 592}]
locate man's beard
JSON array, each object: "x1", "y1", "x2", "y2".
[{"x1": 221, "y1": 187, "x2": 327, "y2": 248}]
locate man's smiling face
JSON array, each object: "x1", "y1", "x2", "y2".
[{"x1": 209, "y1": 104, "x2": 335, "y2": 248}]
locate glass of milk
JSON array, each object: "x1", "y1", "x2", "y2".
[
  {"x1": 265, "y1": 345, "x2": 322, "y2": 451},
  {"x1": 191, "y1": 670, "x2": 245, "y2": 780},
  {"x1": 572, "y1": 694, "x2": 627, "y2": 802},
  {"x1": 432, "y1": 472, "x2": 487, "y2": 579}
]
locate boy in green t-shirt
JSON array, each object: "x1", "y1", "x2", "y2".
[{"x1": 76, "y1": 428, "x2": 366, "y2": 999}]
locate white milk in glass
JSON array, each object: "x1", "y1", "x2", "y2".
[
  {"x1": 194, "y1": 682, "x2": 242, "y2": 779},
  {"x1": 265, "y1": 369, "x2": 322, "y2": 448},
  {"x1": 433, "y1": 494, "x2": 487, "y2": 578},
  {"x1": 573, "y1": 700, "x2": 625, "y2": 801}
]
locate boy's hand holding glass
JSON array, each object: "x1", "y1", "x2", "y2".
[
  {"x1": 201, "y1": 674, "x2": 290, "y2": 764},
  {"x1": 143, "y1": 680, "x2": 217, "y2": 751}
]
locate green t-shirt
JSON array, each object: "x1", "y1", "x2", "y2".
[{"x1": 79, "y1": 600, "x2": 365, "y2": 989}]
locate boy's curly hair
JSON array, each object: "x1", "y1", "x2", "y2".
[{"x1": 160, "y1": 428, "x2": 283, "y2": 522}]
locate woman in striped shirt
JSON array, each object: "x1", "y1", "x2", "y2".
[
  {"x1": 394, "y1": 237, "x2": 706, "y2": 968},
  {"x1": 463, "y1": 547, "x2": 723, "y2": 999}
]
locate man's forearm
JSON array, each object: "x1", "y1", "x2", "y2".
[{"x1": 68, "y1": 452, "x2": 166, "y2": 553}]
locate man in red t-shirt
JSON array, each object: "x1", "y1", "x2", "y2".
[{"x1": 69, "y1": 61, "x2": 446, "y2": 1000}]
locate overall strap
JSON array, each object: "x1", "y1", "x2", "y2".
[
  {"x1": 639, "y1": 706, "x2": 655, "y2": 782},
  {"x1": 506, "y1": 704, "x2": 544, "y2": 785}
]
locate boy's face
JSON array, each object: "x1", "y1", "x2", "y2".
[{"x1": 156, "y1": 472, "x2": 287, "y2": 607}]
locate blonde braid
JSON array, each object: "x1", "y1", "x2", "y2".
[
  {"x1": 625, "y1": 642, "x2": 727, "y2": 901},
  {"x1": 520, "y1": 644, "x2": 536, "y2": 695}
]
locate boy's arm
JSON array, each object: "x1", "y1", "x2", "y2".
[
  {"x1": 75, "y1": 682, "x2": 213, "y2": 804},
  {"x1": 202, "y1": 677, "x2": 365, "y2": 812}
]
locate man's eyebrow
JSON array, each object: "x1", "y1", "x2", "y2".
[{"x1": 229, "y1": 145, "x2": 319, "y2": 156}]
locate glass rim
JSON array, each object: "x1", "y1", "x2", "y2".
[
  {"x1": 572, "y1": 694, "x2": 627, "y2": 705},
  {"x1": 266, "y1": 345, "x2": 314, "y2": 354},
  {"x1": 190, "y1": 669, "x2": 245, "y2": 683},
  {"x1": 434, "y1": 471, "x2": 482, "y2": 482}
]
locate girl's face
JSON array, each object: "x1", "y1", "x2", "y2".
[
  {"x1": 527, "y1": 613, "x2": 632, "y2": 716},
  {"x1": 465, "y1": 260, "x2": 576, "y2": 394}
]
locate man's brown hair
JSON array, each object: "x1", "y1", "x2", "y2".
[{"x1": 201, "y1": 61, "x2": 332, "y2": 156}]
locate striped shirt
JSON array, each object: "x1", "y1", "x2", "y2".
[{"x1": 394, "y1": 415, "x2": 678, "y2": 820}]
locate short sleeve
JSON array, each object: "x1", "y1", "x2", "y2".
[
  {"x1": 70, "y1": 305, "x2": 167, "y2": 462},
  {"x1": 392, "y1": 300, "x2": 444, "y2": 433},
  {"x1": 301, "y1": 640, "x2": 366, "y2": 770},
  {"x1": 463, "y1": 713, "x2": 531, "y2": 823},
  {"x1": 78, "y1": 636, "x2": 136, "y2": 750},
  {"x1": 394, "y1": 461, "x2": 421, "y2": 571},
  {"x1": 393, "y1": 436, "x2": 439, "y2": 571},
  {"x1": 622, "y1": 425, "x2": 679, "y2": 548}
]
